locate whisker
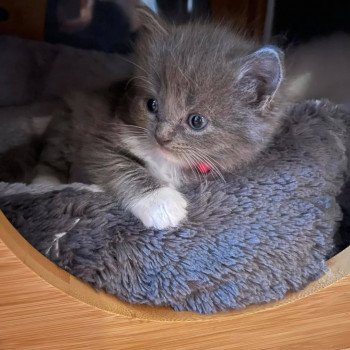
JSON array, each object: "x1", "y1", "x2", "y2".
[
  {"x1": 190, "y1": 152, "x2": 216, "y2": 180},
  {"x1": 182, "y1": 153, "x2": 201, "y2": 183},
  {"x1": 199, "y1": 150, "x2": 225, "y2": 170},
  {"x1": 172, "y1": 144, "x2": 225, "y2": 182},
  {"x1": 186, "y1": 152, "x2": 207, "y2": 183},
  {"x1": 191, "y1": 153, "x2": 209, "y2": 186},
  {"x1": 119, "y1": 54, "x2": 160, "y2": 80},
  {"x1": 190, "y1": 151, "x2": 226, "y2": 183},
  {"x1": 126, "y1": 75, "x2": 153, "y2": 90},
  {"x1": 119, "y1": 55, "x2": 149, "y2": 77}
]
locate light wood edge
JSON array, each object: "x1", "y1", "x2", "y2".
[{"x1": 1, "y1": 210, "x2": 350, "y2": 322}]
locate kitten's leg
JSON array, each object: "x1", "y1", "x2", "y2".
[
  {"x1": 92, "y1": 158, "x2": 187, "y2": 229},
  {"x1": 32, "y1": 114, "x2": 71, "y2": 185},
  {"x1": 32, "y1": 165, "x2": 64, "y2": 185}
]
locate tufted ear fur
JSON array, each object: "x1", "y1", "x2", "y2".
[
  {"x1": 236, "y1": 46, "x2": 284, "y2": 107},
  {"x1": 135, "y1": 5, "x2": 168, "y2": 36}
]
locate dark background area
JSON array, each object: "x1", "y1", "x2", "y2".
[
  {"x1": 1, "y1": 0, "x2": 350, "y2": 52},
  {"x1": 45, "y1": 0, "x2": 135, "y2": 53},
  {"x1": 44, "y1": 0, "x2": 211, "y2": 53},
  {"x1": 273, "y1": 0, "x2": 350, "y2": 44}
]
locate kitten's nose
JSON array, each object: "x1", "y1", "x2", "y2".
[
  {"x1": 155, "y1": 133, "x2": 172, "y2": 145},
  {"x1": 155, "y1": 124, "x2": 173, "y2": 145}
]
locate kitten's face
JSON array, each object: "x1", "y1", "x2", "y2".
[{"x1": 124, "y1": 8, "x2": 285, "y2": 177}]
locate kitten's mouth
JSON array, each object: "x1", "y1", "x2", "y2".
[
  {"x1": 156, "y1": 146, "x2": 183, "y2": 164},
  {"x1": 156, "y1": 145, "x2": 190, "y2": 168}
]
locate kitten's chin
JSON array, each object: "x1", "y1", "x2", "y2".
[{"x1": 156, "y1": 146, "x2": 186, "y2": 167}]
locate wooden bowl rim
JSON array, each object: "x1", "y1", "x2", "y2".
[{"x1": 1, "y1": 210, "x2": 349, "y2": 322}]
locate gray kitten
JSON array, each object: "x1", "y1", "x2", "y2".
[{"x1": 33, "y1": 7, "x2": 286, "y2": 229}]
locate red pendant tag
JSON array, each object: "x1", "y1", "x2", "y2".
[{"x1": 197, "y1": 162, "x2": 211, "y2": 174}]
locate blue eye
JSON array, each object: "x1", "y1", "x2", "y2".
[
  {"x1": 147, "y1": 98, "x2": 158, "y2": 114},
  {"x1": 187, "y1": 114, "x2": 207, "y2": 131}
]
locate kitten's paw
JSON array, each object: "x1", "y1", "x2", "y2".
[
  {"x1": 130, "y1": 187, "x2": 187, "y2": 229},
  {"x1": 32, "y1": 174, "x2": 62, "y2": 185}
]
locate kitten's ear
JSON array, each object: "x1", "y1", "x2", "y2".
[
  {"x1": 236, "y1": 46, "x2": 284, "y2": 107},
  {"x1": 135, "y1": 5, "x2": 168, "y2": 36}
]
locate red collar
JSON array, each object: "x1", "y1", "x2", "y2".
[{"x1": 196, "y1": 162, "x2": 211, "y2": 174}]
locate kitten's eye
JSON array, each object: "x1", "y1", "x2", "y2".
[
  {"x1": 147, "y1": 98, "x2": 158, "y2": 114},
  {"x1": 187, "y1": 114, "x2": 207, "y2": 131}
]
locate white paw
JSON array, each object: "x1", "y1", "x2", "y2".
[
  {"x1": 130, "y1": 187, "x2": 187, "y2": 229},
  {"x1": 32, "y1": 174, "x2": 62, "y2": 185}
]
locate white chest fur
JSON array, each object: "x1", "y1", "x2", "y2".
[{"x1": 121, "y1": 135, "x2": 183, "y2": 188}]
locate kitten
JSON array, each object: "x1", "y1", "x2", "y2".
[{"x1": 33, "y1": 6, "x2": 286, "y2": 229}]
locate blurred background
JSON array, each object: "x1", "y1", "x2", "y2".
[{"x1": 0, "y1": 0, "x2": 349, "y2": 51}]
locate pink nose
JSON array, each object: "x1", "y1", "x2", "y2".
[
  {"x1": 155, "y1": 133, "x2": 172, "y2": 145},
  {"x1": 155, "y1": 123, "x2": 173, "y2": 145}
]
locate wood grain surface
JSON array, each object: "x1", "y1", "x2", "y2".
[{"x1": 1, "y1": 211, "x2": 350, "y2": 350}]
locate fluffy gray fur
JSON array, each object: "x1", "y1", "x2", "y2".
[
  {"x1": 34, "y1": 7, "x2": 286, "y2": 230},
  {"x1": 1, "y1": 100, "x2": 348, "y2": 313}
]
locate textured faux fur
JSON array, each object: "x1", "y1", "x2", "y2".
[{"x1": 1, "y1": 99, "x2": 348, "y2": 313}]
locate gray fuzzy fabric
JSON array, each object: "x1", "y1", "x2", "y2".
[{"x1": 0, "y1": 99, "x2": 348, "y2": 313}]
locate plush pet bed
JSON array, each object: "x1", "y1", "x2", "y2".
[{"x1": 1, "y1": 96, "x2": 349, "y2": 313}]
